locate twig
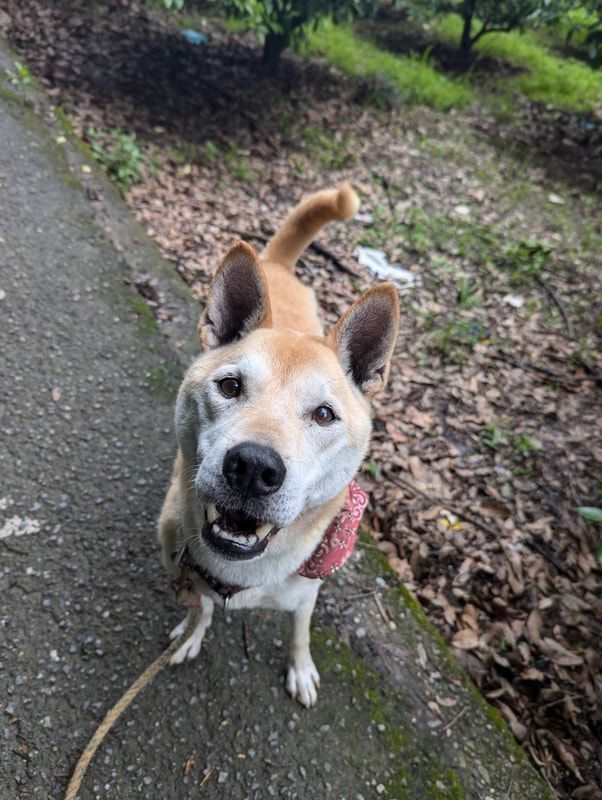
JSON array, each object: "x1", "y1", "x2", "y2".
[
  {"x1": 346, "y1": 588, "x2": 378, "y2": 601},
  {"x1": 388, "y1": 470, "x2": 577, "y2": 576},
  {"x1": 440, "y1": 705, "x2": 468, "y2": 734},
  {"x1": 307, "y1": 239, "x2": 362, "y2": 277},
  {"x1": 227, "y1": 228, "x2": 268, "y2": 244},
  {"x1": 526, "y1": 535, "x2": 573, "y2": 578},
  {"x1": 385, "y1": 472, "x2": 501, "y2": 540},
  {"x1": 200, "y1": 767, "x2": 214, "y2": 787},
  {"x1": 533, "y1": 274, "x2": 574, "y2": 339},
  {"x1": 490, "y1": 352, "x2": 581, "y2": 384},
  {"x1": 371, "y1": 170, "x2": 396, "y2": 214},
  {"x1": 373, "y1": 592, "x2": 394, "y2": 626},
  {"x1": 539, "y1": 693, "x2": 584, "y2": 711},
  {"x1": 242, "y1": 618, "x2": 250, "y2": 661}
]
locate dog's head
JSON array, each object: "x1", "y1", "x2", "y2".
[{"x1": 175, "y1": 241, "x2": 399, "y2": 564}]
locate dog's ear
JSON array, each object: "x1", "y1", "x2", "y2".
[
  {"x1": 328, "y1": 284, "x2": 399, "y2": 396},
  {"x1": 199, "y1": 241, "x2": 272, "y2": 349}
]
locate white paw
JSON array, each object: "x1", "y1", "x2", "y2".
[
  {"x1": 169, "y1": 617, "x2": 187, "y2": 641},
  {"x1": 169, "y1": 614, "x2": 208, "y2": 665},
  {"x1": 286, "y1": 659, "x2": 320, "y2": 708},
  {"x1": 170, "y1": 626, "x2": 206, "y2": 665}
]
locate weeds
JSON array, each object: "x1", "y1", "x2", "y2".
[
  {"x1": 456, "y1": 276, "x2": 480, "y2": 309},
  {"x1": 502, "y1": 240, "x2": 551, "y2": 286},
  {"x1": 514, "y1": 435, "x2": 537, "y2": 456},
  {"x1": 168, "y1": 139, "x2": 252, "y2": 178},
  {"x1": 223, "y1": 143, "x2": 254, "y2": 180},
  {"x1": 479, "y1": 422, "x2": 538, "y2": 456},
  {"x1": 6, "y1": 60, "x2": 32, "y2": 86},
  {"x1": 427, "y1": 317, "x2": 487, "y2": 362},
  {"x1": 87, "y1": 127, "x2": 144, "y2": 190},
  {"x1": 300, "y1": 125, "x2": 355, "y2": 170},
  {"x1": 302, "y1": 22, "x2": 473, "y2": 111},
  {"x1": 480, "y1": 421, "x2": 508, "y2": 450}
]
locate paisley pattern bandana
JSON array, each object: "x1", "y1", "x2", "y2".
[{"x1": 298, "y1": 480, "x2": 369, "y2": 580}]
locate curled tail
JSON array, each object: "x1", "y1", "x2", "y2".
[{"x1": 262, "y1": 181, "x2": 359, "y2": 271}]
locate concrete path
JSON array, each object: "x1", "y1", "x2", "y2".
[{"x1": 0, "y1": 49, "x2": 552, "y2": 800}]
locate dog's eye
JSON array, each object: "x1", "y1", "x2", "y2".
[
  {"x1": 312, "y1": 405, "x2": 336, "y2": 426},
  {"x1": 218, "y1": 377, "x2": 241, "y2": 398}
]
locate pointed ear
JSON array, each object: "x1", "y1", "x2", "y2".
[
  {"x1": 328, "y1": 284, "x2": 399, "y2": 396},
  {"x1": 199, "y1": 241, "x2": 272, "y2": 349}
]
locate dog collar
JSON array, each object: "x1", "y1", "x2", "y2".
[{"x1": 175, "y1": 480, "x2": 368, "y2": 606}]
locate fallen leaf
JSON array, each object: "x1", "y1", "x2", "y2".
[{"x1": 451, "y1": 629, "x2": 479, "y2": 650}]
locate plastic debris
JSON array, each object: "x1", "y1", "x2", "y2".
[
  {"x1": 502, "y1": 294, "x2": 524, "y2": 308},
  {"x1": 181, "y1": 29, "x2": 208, "y2": 46},
  {"x1": 354, "y1": 246, "x2": 416, "y2": 290}
]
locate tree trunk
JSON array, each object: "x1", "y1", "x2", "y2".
[
  {"x1": 459, "y1": 0, "x2": 476, "y2": 62},
  {"x1": 262, "y1": 31, "x2": 289, "y2": 66}
]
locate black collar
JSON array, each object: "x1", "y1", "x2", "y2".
[{"x1": 175, "y1": 543, "x2": 242, "y2": 601}]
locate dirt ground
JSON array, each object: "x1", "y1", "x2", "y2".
[{"x1": 2, "y1": 1, "x2": 601, "y2": 797}]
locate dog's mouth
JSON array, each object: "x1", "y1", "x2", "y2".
[{"x1": 202, "y1": 503, "x2": 278, "y2": 560}]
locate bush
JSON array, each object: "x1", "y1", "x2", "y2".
[{"x1": 86, "y1": 128, "x2": 144, "y2": 191}]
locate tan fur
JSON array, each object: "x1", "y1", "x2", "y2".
[
  {"x1": 262, "y1": 181, "x2": 359, "y2": 272},
  {"x1": 158, "y1": 182, "x2": 399, "y2": 707}
]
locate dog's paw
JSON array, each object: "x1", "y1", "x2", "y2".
[
  {"x1": 169, "y1": 617, "x2": 188, "y2": 641},
  {"x1": 286, "y1": 659, "x2": 320, "y2": 708},
  {"x1": 170, "y1": 628, "x2": 206, "y2": 664},
  {"x1": 169, "y1": 616, "x2": 207, "y2": 665}
]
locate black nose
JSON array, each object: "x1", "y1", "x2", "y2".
[{"x1": 223, "y1": 442, "x2": 286, "y2": 498}]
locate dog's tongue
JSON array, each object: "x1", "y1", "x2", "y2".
[{"x1": 220, "y1": 508, "x2": 257, "y2": 534}]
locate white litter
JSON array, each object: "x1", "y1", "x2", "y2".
[
  {"x1": 0, "y1": 515, "x2": 41, "y2": 539},
  {"x1": 454, "y1": 204, "x2": 471, "y2": 216},
  {"x1": 502, "y1": 294, "x2": 525, "y2": 308},
  {"x1": 354, "y1": 246, "x2": 416, "y2": 290}
]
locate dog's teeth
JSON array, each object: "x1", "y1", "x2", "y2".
[
  {"x1": 212, "y1": 523, "x2": 220, "y2": 534},
  {"x1": 256, "y1": 522, "x2": 273, "y2": 541},
  {"x1": 206, "y1": 504, "x2": 218, "y2": 523},
  {"x1": 220, "y1": 529, "x2": 258, "y2": 546}
]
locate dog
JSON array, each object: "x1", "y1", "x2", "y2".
[{"x1": 158, "y1": 182, "x2": 399, "y2": 708}]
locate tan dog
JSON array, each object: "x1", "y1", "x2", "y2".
[{"x1": 158, "y1": 183, "x2": 399, "y2": 707}]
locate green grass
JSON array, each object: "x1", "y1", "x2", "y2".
[
  {"x1": 436, "y1": 14, "x2": 602, "y2": 111},
  {"x1": 300, "y1": 124, "x2": 356, "y2": 170},
  {"x1": 302, "y1": 21, "x2": 473, "y2": 110}
]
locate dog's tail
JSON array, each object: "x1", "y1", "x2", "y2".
[{"x1": 262, "y1": 182, "x2": 359, "y2": 271}]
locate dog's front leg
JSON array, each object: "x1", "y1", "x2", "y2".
[
  {"x1": 169, "y1": 594, "x2": 215, "y2": 665},
  {"x1": 286, "y1": 587, "x2": 320, "y2": 708}
]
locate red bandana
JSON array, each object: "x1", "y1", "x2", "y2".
[{"x1": 298, "y1": 480, "x2": 369, "y2": 580}]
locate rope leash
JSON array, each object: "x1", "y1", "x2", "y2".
[{"x1": 63, "y1": 610, "x2": 200, "y2": 800}]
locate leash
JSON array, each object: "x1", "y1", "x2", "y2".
[{"x1": 63, "y1": 609, "x2": 200, "y2": 800}]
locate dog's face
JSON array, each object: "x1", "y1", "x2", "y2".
[{"x1": 175, "y1": 242, "x2": 399, "y2": 565}]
